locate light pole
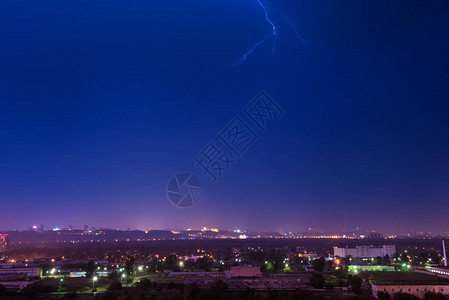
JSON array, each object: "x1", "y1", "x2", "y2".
[
  {"x1": 59, "y1": 278, "x2": 63, "y2": 293},
  {"x1": 121, "y1": 273, "x2": 126, "y2": 284},
  {"x1": 92, "y1": 276, "x2": 98, "y2": 292}
]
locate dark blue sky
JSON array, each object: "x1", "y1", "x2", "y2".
[{"x1": 1, "y1": 0, "x2": 448, "y2": 233}]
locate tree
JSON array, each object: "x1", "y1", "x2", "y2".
[
  {"x1": 183, "y1": 283, "x2": 200, "y2": 300},
  {"x1": 196, "y1": 256, "x2": 212, "y2": 271},
  {"x1": 375, "y1": 256, "x2": 383, "y2": 265},
  {"x1": 378, "y1": 291, "x2": 391, "y2": 300},
  {"x1": 324, "y1": 281, "x2": 334, "y2": 290},
  {"x1": 125, "y1": 256, "x2": 136, "y2": 276},
  {"x1": 21, "y1": 284, "x2": 41, "y2": 299},
  {"x1": 383, "y1": 254, "x2": 391, "y2": 265},
  {"x1": 86, "y1": 260, "x2": 96, "y2": 278},
  {"x1": 312, "y1": 257, "x2": 326, "y2": 273},
  {"x1": 393, "y1": 292, "x2": 420, "y2": 300},
  {"x1": 335, "y1": 266, "x2": 348, "y2": 279},
  {"x1": 109, "y1": 270, "x2": 119, "y2": 281},
  {"x1": 164, "y1": 254, "x2": 180, "y2": 271},
  {"x1": 310, "y1": 273, "x2": 325, "y2": 289},
  {"x1": 424, "y1": 292, "x2": 449, "y2": 300},
  {"x1": 347, "y1": 274, "x2": 362, "y2": 294},
  {"x1": 267, "y1": 249, "x2": 285, "y2": 272},
  {"x1": 138, "y1": 293, "x2": 146, "y2": 300},
  {"x1": 108, "y1": 281, "x2": 123, "y2": 291},
  {"x1": 345, "y1": 256, "x2": 352, "y2": 266},
  {"x1": 136, "y1": 278, "x2": 152, "y2": 290},
  {"x1": 210, "y1": 279, "x2": 227, "y2": 294},
  {"x1": 400, "y1": 253, "x2": 410, "y2": 263},
  {"x1": 40, "y1": 263, "x2": 52, "y2": 276},
  {"x1": 101, "y1": 291, "x2": 118, "y2": 300}
]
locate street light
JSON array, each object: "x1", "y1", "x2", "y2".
[
  {"x1": 121, "y1": 273, "x2": 126, "y2": 284},
  {"x1": 59, "y1": 278, "x2": 64, "y2": 292},
  {"x1": 92, "y1": 276, "x2": 98, "y2": 292}
]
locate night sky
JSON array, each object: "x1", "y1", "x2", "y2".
[{"x1": 1, "y1": 0, "x2": 449, "y2": 233}]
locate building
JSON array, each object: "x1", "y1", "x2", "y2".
[
  {"x1": 0, "y1": 279, "x2": 39, "y2": 292},
  {"x1": 334, "y1": 245, "x2": 396, "y2": 258},
  {"x1": 0, "y1": 234, "x2": 8, "y2": 252},
  {"x1": 224, "y1": 266, "x2": 262, "y2": 279},
  {"x1": 0, "y1": 267, "x2": 41, "y2": 292},
  {"x1": 372, "y1": 284, "x2": 449, "y2": 299},
  {"x1": 69, "y1": 270, "x2": 111, "y2": 278},
  {"x1": 425, "y1": 267, "x2": 449, "y2": 279},
  {"x1": 0, "y1": 267, "x2": 41, "y2": 277},
  {"x1": 184, "y1": 273, "x2": 310, "y2": 290}
]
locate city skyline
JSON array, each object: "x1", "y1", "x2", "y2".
[
  {"x1": 0, "y1": 224, "x2": 447, "y2": 238},
  {"x1": 1, "y1": 0, "x2": 449, "y2": 233}
]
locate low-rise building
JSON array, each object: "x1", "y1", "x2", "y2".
[
  {"x1": 224, "y1": 266, "x2": 262, "y2": 279},
  {"x1": 0, "y1": 267, "x2": 41, "y2": 277},
  {"x1": 0, "y1": 280, "x2": 39, "y2": 292},
  {"x1": 334, "y1": 245, "x2": 396, "y2": 258},
  {"x1": 425, "y1": 267, "x2": 449, "y2": 279},
  {"x1": 372, "y1": 284, "x2": 449, "y2": 299}
]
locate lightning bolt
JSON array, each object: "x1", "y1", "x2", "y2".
[
  {"x1": 232, "y1": 0, "x2": 277, "y2": 67},
  {"x1": 271, "y1": 10, "x2": 308, "y2": 45},
  {"x1": 231, "y1": 0, "x2": 307, "y2": 67},
  {"x1": 257, "y1": 0, "x2": 277, "y2": 53},
  {"x1": 231, "y1": 34, "x2": 273, "y2": 67}
]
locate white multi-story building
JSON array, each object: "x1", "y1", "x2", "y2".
[{"x1": 334, "y1": 245, "x2": 396, "y2": 258}]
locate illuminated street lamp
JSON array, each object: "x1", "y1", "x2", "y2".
[
  {"x1": 92, "y1": 276, "x2": 98, "y2": 292},
  {"x1": 59, "y1": 278, "x2": 64, "y2": 292},
  {"x1": 121, "y1": 273, "x2": 126, "y2": 284}
]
